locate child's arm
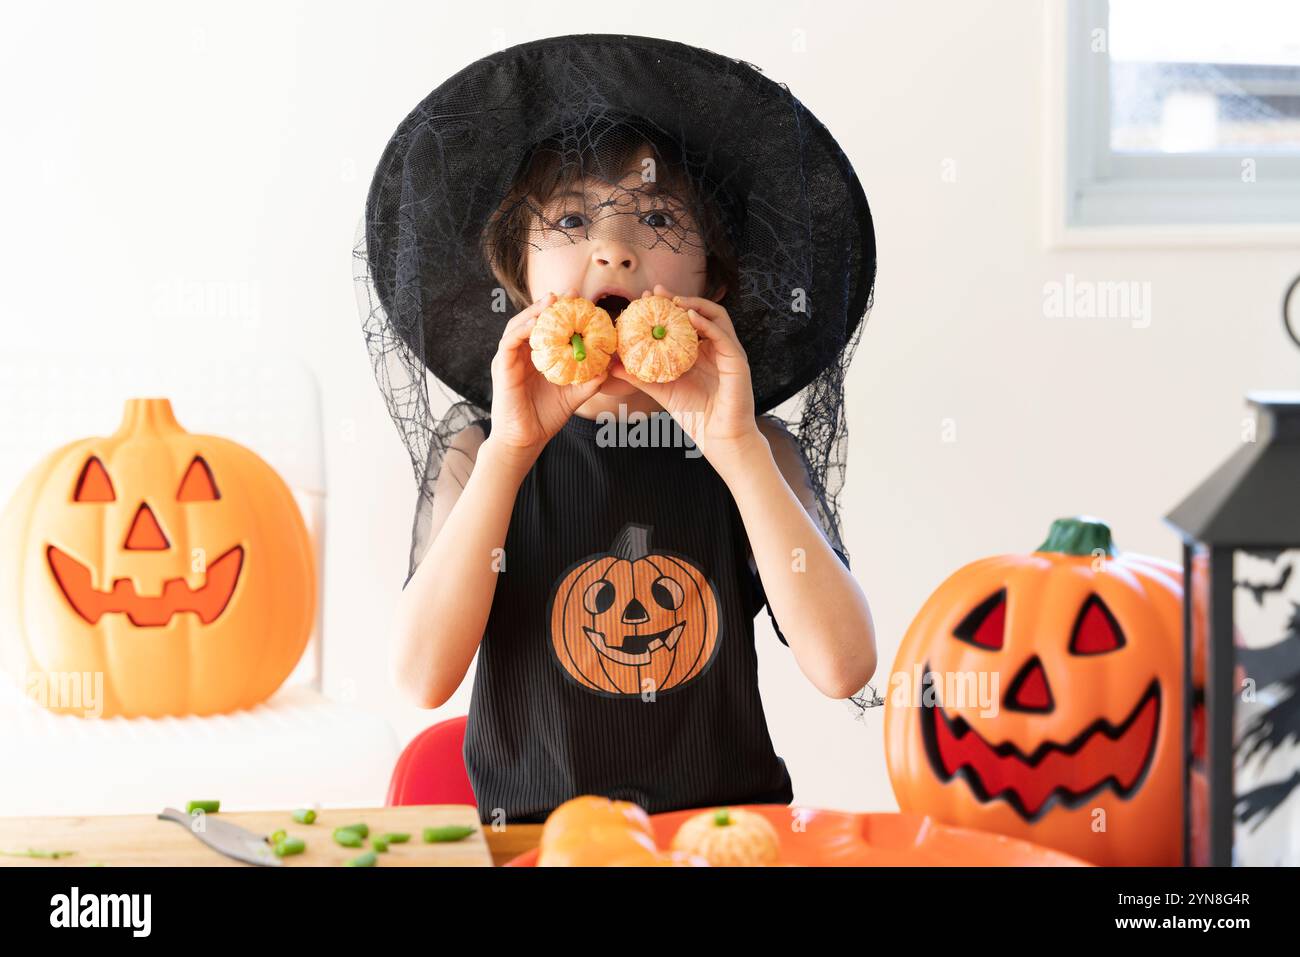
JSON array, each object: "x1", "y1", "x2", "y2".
[
  {"x1": 389, "y1": 425, "x2": 535, "y2": 708},
  {"x1": 388, "y1": 289, "x2": 608, "y2": 709},
  {"x1": 607, "y1": 285, "x2": 875, "y2": 699},
  {"x1": 714, "y1": 423, "x2": 877, "y2": 699}
]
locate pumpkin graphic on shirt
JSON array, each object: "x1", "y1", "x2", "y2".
[{"x1": 547, "y1": 523, "x2": 722, "y2": 696}]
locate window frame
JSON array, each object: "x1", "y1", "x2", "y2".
[{"x1": 1046, "y1": 0, "x2": 1300, "y2": 248}]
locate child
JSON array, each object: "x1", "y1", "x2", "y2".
[{"x1": 358, "y1": 34, "x2": 878, "y2": 824}]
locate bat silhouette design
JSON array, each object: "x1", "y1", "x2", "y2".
[{"x1": 1235, "y1": 563, "x2": 1293, "y2": 606}]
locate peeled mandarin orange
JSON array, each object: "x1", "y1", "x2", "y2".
[
  {"x1": 539, "y1": 794, "x2": 654, "y2": 853},
  {"x1": 616, "y1": 295, "x2": 699, "y2": 383},
  {"x1": 529, "y1": 295, "x2": 617, "y2": 385},
  {"x1": 669, "y1": 806, "x2": 782, "y2": 866},
  {"x1": 536, "y1": 826, "x2": 658, "y2": 867}
]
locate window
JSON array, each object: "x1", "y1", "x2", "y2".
[{"x1": 1057, "y1": 0, "x2": 1300, "y2": 238}]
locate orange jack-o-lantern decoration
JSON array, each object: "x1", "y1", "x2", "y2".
[
  {"x1": 884, "y1": 517, "x2": 1199, "y2": 866},
  {"x1": 547, "y1": 523, "x2": 721, "y2": 696},
  {"x1": 0, "y1": 398, "x2": 315, "y2": 718}
]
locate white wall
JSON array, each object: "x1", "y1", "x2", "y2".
[{"x1": 1, "y1": 0, "x2": 1295, "y2": 816}]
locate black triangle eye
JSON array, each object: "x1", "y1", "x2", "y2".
[
  {"x1": 952, "y1": 589, "x2": 1006, "y2": 650},
  {"x1": 1069, "y1": 594, "x2": 1125, "y2": 655}
]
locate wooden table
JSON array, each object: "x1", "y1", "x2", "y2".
[
  {"x1": 484, "y1": 822, "x2": 544, "y2": 866},
  {"x1": 0, "y1": 806, "x2": 545, "y2": 867}
]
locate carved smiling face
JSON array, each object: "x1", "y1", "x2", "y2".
[
  {"x1": 884, "y1": 518, "x2": 1189, "y2": 866},
  {"x1": 918, "y1": 591, "x2": 1162, "y2": 821},
  {"x1": 48, "y1": 453, "x2": 244, "y2": 627},
  {"x1": 0, "y1": 398, "x2": 316, "y2": 718},
  {"x1": 548, "y1": 523, "x2": 721, "y2": 696},
  {"x1": 578, "y1": 566, "x2": 688, "y2": 667}
]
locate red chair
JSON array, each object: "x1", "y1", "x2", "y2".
[{"x1": 386, "y1": 715, "x2": 477, "y2": 807}]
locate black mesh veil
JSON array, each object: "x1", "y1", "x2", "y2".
[{"x1": 353, "y1": 36, "x2": 876, "y2": 651}]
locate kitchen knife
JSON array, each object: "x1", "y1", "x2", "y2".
[{"x1": 157, "y1": 807, "x2": 283, "y2": 867}]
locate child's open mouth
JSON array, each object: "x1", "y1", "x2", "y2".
[{"x1": 595, "y1": 294, "x2": 631, "y2": 320}]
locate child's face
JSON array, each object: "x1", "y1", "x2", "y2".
[{"x1": 525, "y1": 155, "x2": 723, "y2": 399}]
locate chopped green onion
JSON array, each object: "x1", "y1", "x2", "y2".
[
  {"x1": 0, "y1": 848, "x2": 75, "y2": 859},
  {"x1": 269, "y1": 828, "x2": 287, "y2": 845},
  {"x1": 423, "y1": 825, "x2": 476, "y2": 843},
  {"x1": 345, "y1": 851, "x2": 377, "y2": 867},
  {"x1": 274, "y1": 836, "x2": 306, "y2": 857},
  {"x1": 342, "y1": 822, "x2": 369, "y2": 839},
  {"x1": 333, "y1": 827, "x2": 364, "y2": 848},
  {"x1": 381, "y1": 832, "x2": 410, "y2": 844},
  {"x1": 372, "y1": 837, "x2": 389, "y2": 853},
  {"x1": 186, "y1": 800, "x2": 220, "y2": 814},
  {"x1": 291, "y1": 808, "x2": 316, "y2": 825}
]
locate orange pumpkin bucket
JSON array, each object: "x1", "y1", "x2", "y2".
[
  {"x1": 883, "y1": 516, "x2": 1195, "y2": 866},
  {"x1": 0, "y1": 398, "x2": 316, "y2": 718}
]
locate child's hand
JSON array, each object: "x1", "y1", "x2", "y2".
[
  {"x1": 608, "y1": 284, "x2": 761, "y2": 461},
  {"x1": 487, "y1": 289, "x2": 609, "y2": 465}
]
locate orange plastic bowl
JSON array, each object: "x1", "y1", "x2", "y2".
[{"x1": 505, "y1": 805, "x2": 1093, "y2": 866}]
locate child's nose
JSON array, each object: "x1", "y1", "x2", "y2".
[{"x1": 591, "y1": 242, "x2": 637, "y2": 272}]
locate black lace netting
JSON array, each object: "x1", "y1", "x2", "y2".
[{"x1": 354, "y1": 34, "x2": 879, "y2": 709}]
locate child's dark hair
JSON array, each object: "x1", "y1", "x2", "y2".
[{"x1": 481, "y1": 118, "x2": 740, "y2": 313}]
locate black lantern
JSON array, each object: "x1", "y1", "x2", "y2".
[{"x1": 1164, "y1": 391, "x2": 1300, "y2": 866}]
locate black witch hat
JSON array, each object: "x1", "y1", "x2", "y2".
[{"x1": 355, "y1": 33, "x2": 876, "y2": 585}]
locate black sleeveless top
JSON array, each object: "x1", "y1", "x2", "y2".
[{"x1": 462, "y1": 410, "x2": 806, "y2": 824}]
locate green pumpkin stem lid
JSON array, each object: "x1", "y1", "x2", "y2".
[{"x1": 1036, "y1": 516, "x2": 1117, "y2": 557}]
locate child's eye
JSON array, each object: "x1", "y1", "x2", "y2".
[{"x1": 550, "y1": 209, "x2": 674, "y2": 231}]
